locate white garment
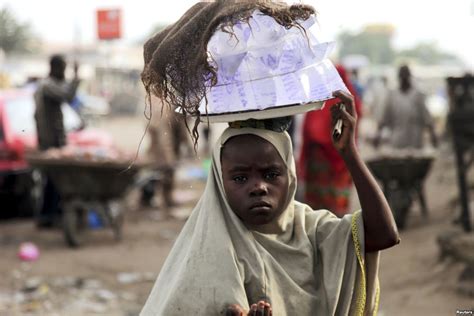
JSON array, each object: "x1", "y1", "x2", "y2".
[
  {"x1": 141, "y1": 127, "x2": 379, "y2": 315},
  {"x1": 381, "y1": 88, "x2": 433, "y2": 149}
]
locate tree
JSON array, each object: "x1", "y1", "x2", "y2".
[
  {"x1": 397, "y1": 42, "x2": 461, "y2": 65},
  {"x1": 338, "y1": 24, "x2": 396, "y2": 65},
  {"x1": 0, "y1": 7, "x2": 36, "y2": 54},
  {"x1": 337, "y1": 24, "x2": 462, "y2": 66}
]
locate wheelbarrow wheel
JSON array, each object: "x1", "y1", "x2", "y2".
[
  {"x1": 63, "y1": 200, "x2": 88, "y2": 248},
  {"x1": 394, "y1": 205, "x2": 410, "y2": 230}
]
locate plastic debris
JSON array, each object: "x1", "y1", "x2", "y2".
[
  {"x1": 116, "y1": 272, "x2": 156, "y2": 285},
  {"x1": 87, "y1": 210, "x2": 103, "y2": 229},
  {"x1": 117, "y1": 272, "x2": 142, "y2": 285},
  {"x1": 17, "y1": 242, "x2": 40, "y2": 262}
]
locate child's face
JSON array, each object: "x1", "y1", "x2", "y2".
[{"x1": 221, "y1": 134, "x2": 289, "y2": 227}]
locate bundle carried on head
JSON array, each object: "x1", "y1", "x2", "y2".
[{"x1": 142, "y1": 0, "x2": 315, "y2": 142}]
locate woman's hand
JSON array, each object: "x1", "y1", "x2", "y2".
[
  {"x1": 330, "y1": 90, "x2": 357, "y2": 157},
  {"x1": 226, "y1": 301, "x2": 272, "y2": 316}
]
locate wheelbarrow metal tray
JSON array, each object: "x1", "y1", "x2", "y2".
[
  {"x1": 27, "y1": 157, "x2": 139, "y2": 200},
  {"x1": 366, "y1": 156, "x2": 434, "y2": 186}
]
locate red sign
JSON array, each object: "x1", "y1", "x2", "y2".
[{"x1": 97, "y1": 9, "x2": 122, "y2": 40}]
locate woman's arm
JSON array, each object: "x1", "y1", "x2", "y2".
[
  {"x1": 43, "y1": 64, "x2": 80, "y2": 103},
  {"x1": 331, "y1": 90, "x2": 400, "y2": 252}
]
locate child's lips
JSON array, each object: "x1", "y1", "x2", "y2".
[{"x1": 249, "y1": 202, "x2": 272, "y2": 211}]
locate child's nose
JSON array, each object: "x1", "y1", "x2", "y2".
[{"x1": 250, "y1": 181, "x2": 268, "y2": 196}]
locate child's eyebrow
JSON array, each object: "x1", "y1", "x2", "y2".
[
  {"x1": 259, "y1": 164, "x2": 286, "y2": 171},
  {"x1": 228, "y1": 164, "x2": 286, "y2": 173},
  {"x1": 228, "y1": 165, "x2": 251, "y2": 172}
]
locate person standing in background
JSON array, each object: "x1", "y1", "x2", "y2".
[
  {"x1": 141, "y1": 96, "x2": 192, "y2": 213},
  {"x1": 373, "y1": 64, "x2": 438, "y2": 218},
  {"x1": 35, "y1": 55, "x2": 80, "y2": 150},
  {"x1": 34, "y1": 54, "x2": 80, "y2": 227},
  {"x1": 374, "y1": 64, "x2": 437, "y2": 149},
  {"x1": 364, "y1": 75, "x2": 389, "y2": 123},
  {"x1": 350, "y1": 68, "x2": 365, "y2": 100},
  {"x1": 299, "y1": 65, "x2": 363, "y2": 217}
]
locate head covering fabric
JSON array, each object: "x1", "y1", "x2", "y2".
[{"x1": 141, "y1": 127, "x2": 379, "y2": 315}]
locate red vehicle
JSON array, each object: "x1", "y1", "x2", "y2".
[{"x1": 0, "y1": 89, "x2": 113, "y2": 218}]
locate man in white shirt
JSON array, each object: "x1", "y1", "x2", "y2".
[{"x1": 374, "y1": 65, "x2": 437, "y2": 149}]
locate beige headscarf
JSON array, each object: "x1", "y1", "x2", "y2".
[{"x1": 141, "y1": 127, "x2": 379, "y2": 315}]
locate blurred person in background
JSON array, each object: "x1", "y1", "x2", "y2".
[
  {"x1": 34, "y1": 54, "x2": 80, "y2": 227},
  {"x1": 299, "y1": 65, "x2": 363, "y2": 217},
  {"x1": 0, "y1": 73, "x2": 10, "y2": 89},
  {"x1": 373, "y1": 64, "x2": 438, "y2": 218},
  {"x1": 141, "y1": 96, "x2": 192, "y2": 214},
  {"x1": 373, "y1": 64, "x2": 437, "y2": 149},
  {"x1": 350, "y1": 68, "x2": 365, "y2": 100},
  {"x1": 364, "y1": 75, "x2": 389, "y2": 123}
]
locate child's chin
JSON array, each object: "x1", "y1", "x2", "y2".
[{"x1": 249, "y1": 214, "x2": 274, "y2": 226}]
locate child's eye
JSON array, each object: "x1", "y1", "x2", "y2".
[
  {"x1": 232, "y1": 175, "x2": 247, "y2": 183},
  {"x1": 264, "y1": 172, "x2": 280, "y2": 180}
]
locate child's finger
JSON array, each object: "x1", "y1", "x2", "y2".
[
  {"x1": 249, "y1": 304, "x2": 258, "y2": 316},
  {"x1": 332, "y1": 90, "x2": 355, "y2": 116},
  {"x1": 330, "y1": 103, "x2": 342, "y2": 123},
  {"x1": 225, "y1": 304, "x2": 244, "y2": 316},
  {"x1": 340, "y1": 107, "x2": 356, "y2": 127},
  {"x1": 331, "y1": 110, "x2": 338, "y2": 127},
  {"x1": 264, "y1": 303, "x2": 272, "y2": 316},
  {"x1": 255, "y1": 301, "x2": 271, "y2": 316},
  {"x1": 257, "y1": 301, "x2": 266, "y2": 316},
  {"x1": 342, "y1": 102, "x2": 357, "y2": 121}
]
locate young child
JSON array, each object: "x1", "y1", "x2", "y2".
[{"x1": 140, "y1": 91, "x2": 399, "y2": 315}]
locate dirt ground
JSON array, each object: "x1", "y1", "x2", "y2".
[{"x1": 0, "y1": 115, "x2": 472, "y2": 315}]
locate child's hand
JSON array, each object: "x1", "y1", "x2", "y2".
[
  {"x1": 248, "y1": 301, "x2": 272, "y2": 316},
  {"x1": 330, "y1": 90, "x2": 357, "y2": 157},
  {"x1": 225, "y1": 301, "x2": 272, "y2": 316},
  {"x1": 226, "y1": 304, "x2": 246, "y2": 316}
]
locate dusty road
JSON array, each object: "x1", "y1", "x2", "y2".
[{"x1": 0, "y1": 116, "x2": 472, "y2": 315}]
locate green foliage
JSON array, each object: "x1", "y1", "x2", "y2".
[
  {"x1": 338, "y1": 26, "x2": 462, "y2": 66},
  {"x1": 0, "y1": 7, "x2": 36, "y2": 54},
  {"x1": 397, "y1": 42, "x2": 461, "y2": 65},
  {"x1": 338, "y1": 27, "x2": 395, "y2": 65},
  {"x1": 150, "y1": 23, "x2": 169, "y2": 36}
]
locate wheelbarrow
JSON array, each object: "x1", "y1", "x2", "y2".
[
  {"x1": 366, "y1": 152, "x2": 434, "y2": 229},
  {"x1": 27, "y1": 155, "x2": 141, "y2": 247}
]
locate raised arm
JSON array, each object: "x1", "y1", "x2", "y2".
[
  {"x1": 43, "y1": 63, "x2": 80, "y2": 103},
  {"x1": 331, "y1": 90, "x2": 400, "y2": 252}
]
